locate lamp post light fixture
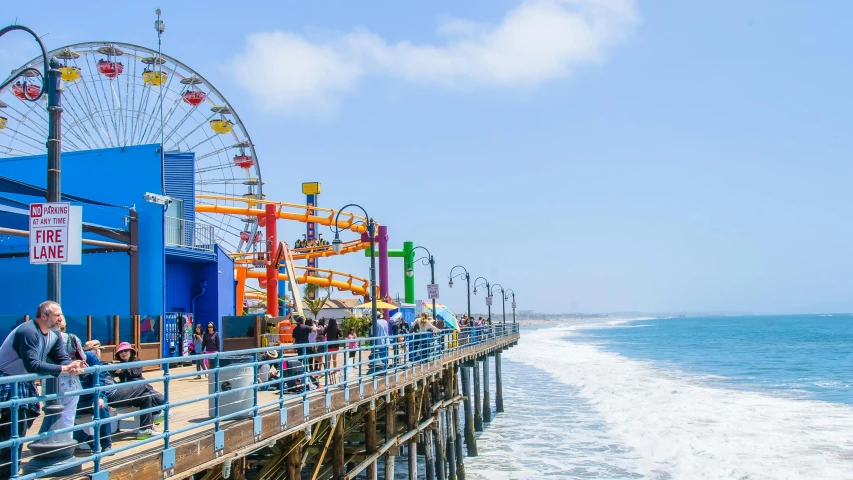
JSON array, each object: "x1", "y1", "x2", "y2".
[
  {"x1": 448, "y1": 265, "x2": 471, "y2": 325},
  {"x1": 490, "y1": 284, "x2": 507, "y2": 325},
  {"x1": 473, "y1": 276, "x2": 491, "y2": 323},
  {"x1": 406, "y1": 246, "x2": 436, "y2": 321},
  {"x1": 505, "y1": 288, "x2": 516, "y2": 324},
  {"x1": 332, "y1": 204, "x2": 377, "y2": 337}
]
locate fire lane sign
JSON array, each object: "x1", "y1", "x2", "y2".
[
  {"x1": 486, "y1": 296, "x2": 493, "y2": 306},
  {"x1": 427, "y1": 284, "x2": 439, "y2": 300},
  {"x1": 29, "y1": 203, "x2": 82, "y2": 265}
]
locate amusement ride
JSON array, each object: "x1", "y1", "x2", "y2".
[{"x1": 0, "y1": 41, "x2": 378, "y2": 310}]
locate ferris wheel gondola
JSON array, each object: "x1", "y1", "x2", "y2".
[{"x1": 0, "y1": 41, "x2": 263, "y2": 253}]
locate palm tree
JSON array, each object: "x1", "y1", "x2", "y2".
[{"x1": 303, "y1": 283, "x2": 330, "y2": 320}]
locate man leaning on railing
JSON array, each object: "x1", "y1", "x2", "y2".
[{"x1": 0, "y1": 301, "x2": 85, "y2": 478}]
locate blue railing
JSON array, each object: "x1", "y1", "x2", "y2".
[{"x1": 0, "y1": 323, "x2": 518, "y2": 478}]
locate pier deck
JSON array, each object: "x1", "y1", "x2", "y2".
[{"x1": 8, "y1": 327, "x2": 519, "y2": 479}]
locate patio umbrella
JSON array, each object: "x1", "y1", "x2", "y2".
[
  {"x1": 422, "y1": 302, "x2": 459, "y2": 330},
  {"x1": 355, "y1": 300, "x2": 399, "y2": 310}
]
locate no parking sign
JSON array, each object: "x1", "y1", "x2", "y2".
[{"x1": 29, "y1": 203, "x2": 82, "y2": 265}]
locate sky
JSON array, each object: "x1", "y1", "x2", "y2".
[{"x1": 2, "y1": 1, "x2": 852, "y2": 314}]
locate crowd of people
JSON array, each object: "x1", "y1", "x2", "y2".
[{"x1": 294, "y1": 234, "x2": 329, "y2": 250}]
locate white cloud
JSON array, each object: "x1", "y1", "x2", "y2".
[{"x1": 230, "y1": 0, "x2": 638, "y2": 117}]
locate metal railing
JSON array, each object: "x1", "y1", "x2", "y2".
[
  {"x1": 164, "y1": 216, "x2": 215, "y2": 252},
  {"x1": 0, "y1": 324, "x2": 519, "y2": 478}
]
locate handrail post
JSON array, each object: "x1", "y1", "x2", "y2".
[
  {"x1": 252, "y1": 352, "x2": 259, "y2": 416},
  {"x1": 10, "y1": 379, "x2": 19, "y2": 478},
  {"x1": 214, "y1": 354, "x2": 221, "y2": 432},
  {"x1": 92, "y1": 365, "x2": 102, "y2": 471},
  {"x1": 163, "y1": 362, "x2": 171, "y2": 450}
]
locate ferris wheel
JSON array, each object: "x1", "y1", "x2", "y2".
[{"x1": 0, "y1": 41, "x2": 263, "y2": 253}]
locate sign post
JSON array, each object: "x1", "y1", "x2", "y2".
[
  {"x1": 29, "y1": 202, "x2": 82, "y2": 265},
  {"x1": 427, "y1": 283, "x2": 439, "y2": 300},
  {"x1": 512, "y1": 301, "x2": 516, "y2": 310}
]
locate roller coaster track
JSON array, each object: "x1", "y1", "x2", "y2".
[
  {"x1": 196, "y1": 195, "x2": 378, "y2": 302},
  {"x1": 244, "y1": 266, "x2": 370, "y2": 296}
]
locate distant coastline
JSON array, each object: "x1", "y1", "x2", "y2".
[{"x1": 516, "y1": 316, "x2": 653, "y2": 327}]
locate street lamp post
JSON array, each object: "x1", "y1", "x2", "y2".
[
  {"x1": 0, "y1": 25, "x2": 62, "y2": 302},
  {"x1": 2, "y1": 24, "x2": 80, "y2": 474},
  {"x1": 331, "y1": 205, "x2": 377, "y2": 338},
  {"x1": 406, "y1": 246, "x2": 435, "y2": 321},
  {"x1": 490, "y1": 284, "x2": 506, "y2": 325},
  {"x1": 505, "y1": 289, "x2": 516, "y2": 325},
  {"x1": 448, "y1": 265, "x2": 471, "y2": 323},
  {"x1": 473, "y1": 277, "x2": 491, "y2": 323}
]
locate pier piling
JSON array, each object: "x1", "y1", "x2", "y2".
[
  {"x1": 407, "y1": 385, "x2": 418, "y2": 480},
  {"x1": 434, "y1": 378, "x2": 446, "y2": 480},
  {"x1": 424, "y1": 380, "x2": 436, "y2": 480},
  {"x1": 454, "y1": 403, "x2": 467, "y2": 480},
  {"x1": 446, "y1": 371, "x2": 458, "y2": 480},
  {"x1": 473, "y1": 364, "x2": 483, "y2": 432},
  {"x1": 367, "y1": 400, "x2": 378, "y2": 480},
  {"x1": 482, "y1": 357, "x2": 491, "y2": 423},
  {"x1": 495, "y1": 352, "x2": 504, "y2": 413},
  {"x1": 385, "y1": 394, "x2": 396, "y2": 480},
  {"x1": 460, "y1": 367, "x2": 479, "y2": 455},
  {"x1": 286, "y1": 432, "x2": 303, "y2": 479},
  {"x1": 333, "y1": 413, "x2": 345, "y2": 480}
]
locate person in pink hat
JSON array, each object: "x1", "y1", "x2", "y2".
[{"x1": 113, "y1": 342, "x2": 167, "y2": 435}]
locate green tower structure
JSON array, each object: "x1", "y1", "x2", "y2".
[{"x1": 365, "y1": 241, "x2": 415, "y2": 303}]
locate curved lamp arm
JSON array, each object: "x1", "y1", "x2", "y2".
[
  {"x1": 0, "y1": 25, "x2": 50, "y2": 101},
  {"x1": 331, "y1": 204, "x2": 373, "y2": 253},
  {"x1": 406, "y1": 245, "x2": 433, "y2": 269},
  {"x1": 448, "y1": 265, "x2": 469, "y2": 286},
  {"x1": 473, "y1": 276, "x2": 489, "y2": 295}
]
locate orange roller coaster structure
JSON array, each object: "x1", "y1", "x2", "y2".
[
  {"x1": 195, "y1": 195, "x2": 379, "y2": 312},
  {"x1": 236, "y1": 266, "x2": 374, "y2": 312}
]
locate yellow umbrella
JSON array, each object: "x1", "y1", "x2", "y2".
[{"x1": 355, "y1": 300, "x2": 399, "y2": 310}]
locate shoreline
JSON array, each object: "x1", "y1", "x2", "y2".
[{"x1": 515, "y1": 316, "x2": 655, "y2": 327}]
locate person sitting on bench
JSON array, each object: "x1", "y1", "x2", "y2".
[
  {"x1": 113, "y1": 342, "x2": 166, "y2": 409},
  {"x1": 107, "y1": 342, "x2": 166, "y2": 439}
]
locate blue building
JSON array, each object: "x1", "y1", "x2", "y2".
[{"x1": 0, "y1": 144, "x2": 235, "y2": 358}]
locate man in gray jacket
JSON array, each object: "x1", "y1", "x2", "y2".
[{"x1": 0, "y1": 301, "x2": 85, "y2": 477}]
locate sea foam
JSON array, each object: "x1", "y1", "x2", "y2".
[{"x1": 504, "y1": 325, "x2": 853, "y2": 479}]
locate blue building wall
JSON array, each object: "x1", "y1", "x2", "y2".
[
  {"x1": 1, "y1": 145, "x2": 236, "y2": 354},
  {"x1": 163, "y1": 152, "x2": 195, "y2": 223},
  {"x1": 165, "y1": 262, "x2": 194, "y2": 312},
  {"x1": 0, "y1": 145, "x2": 164, "y2": 317},
  {"x1": 216, "y1": 247, "x2": 236, "y2": 325}
]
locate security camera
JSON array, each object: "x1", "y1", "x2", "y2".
[{"x1": 143, "y1": 192, "x2": 173, "y2": 206}]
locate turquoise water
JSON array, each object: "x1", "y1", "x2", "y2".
[
  {"x1": 465, "y1": 318, "x2": 853, "y2": 479},
  {"x1": 578, "y1": 315, "x2": 853, "y2": 404}
]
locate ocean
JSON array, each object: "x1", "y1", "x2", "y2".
[{"x1": 464, "y1": 315, "x2": 853, "y2": 479}]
